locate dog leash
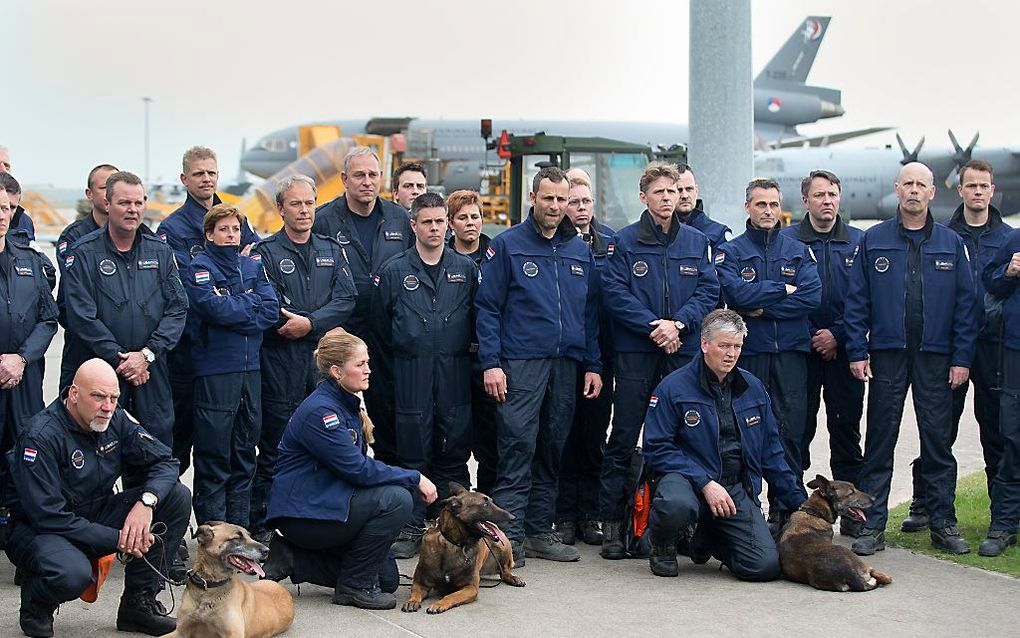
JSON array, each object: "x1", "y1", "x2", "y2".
[{"x1": 116, "y1": 522, "x2": 182, "y2": 615}]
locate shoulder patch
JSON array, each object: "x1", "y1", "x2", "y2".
[
  {"x1": 194, "y1": 270, "x2": 211, "y2": 284},
  {"x1": 714, "y1": 251, "x2": 725, "y2": 264},
  {"x1": 64, "y1": 255, "x2": 75, "y2": 269},
  {"x1": 23, "y1": 447, "x2": 37, "y2": 463},
  {"x1": 322, "y1": 412, "x2": 341, "y2": 430},
  {"x1": 648, "y1": 395, "x2": 659, "y2": 409},
  {"x1": 485, "y1": 246, "x2": 496, "y2": 261},
  {"x1": 372, "y1": 274, "x2": 381, "y2": 287}
]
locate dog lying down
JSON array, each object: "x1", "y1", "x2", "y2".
[
  {"x1": 778, "y1": 475, "x2": 893, "y2": 592},
  {"x1": 403, "y1": 483, "x2": 525, "y2": 614},
  {"x1": 161, "y1": 521, "x2": 295, "y2": 638}
]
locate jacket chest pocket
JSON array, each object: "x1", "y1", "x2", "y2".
[
  {"x1": 668, "y1": 248, "x2": 704, "y2": 299},
  {"x1": 509, "y1": 252, "x2": 549, "y2": 287},
  {"x1": 736, "y1": 258, "x2": 763, "y2": 284},
  {"x1": 866, "y1": 247, "x2": 904, "y2": 281},
  {"x1": 776, "y1": 256, "x2": 801, "y2": 283},
  {"x1": 924, "y1": 249, "x2": 958, "y2": 292}
]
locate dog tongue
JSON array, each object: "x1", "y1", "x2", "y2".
[{"x1": 252, "y1": 562, "x2": 266, "y2": 578}]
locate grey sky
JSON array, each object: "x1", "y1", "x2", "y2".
[{"x1": 4, "y1": 0, "x2": 1018, "y2": 189}]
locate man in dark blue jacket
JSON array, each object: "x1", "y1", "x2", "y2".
[
  {"x1": 64, "y1": 172, "x2": 189, "y2": 447},
  {"x1": 475, "y1": 166, "x2": 602, "y2": 564},
  {"x1": 56, "y1": 164, "x2": 119, "y2": 390},
  {"x1": 981, "y1": 221, "x2": 1020, "y2": 557},
  {"x1": 248, "y1": 175, "x2": 357, "y2": 540},
  {"x1": 598, "y1": 162, "x2": 720, "y2": 559},
  {"x1": 312, "y1": 146, "x2": 414, "y2": 466},
  {"x1": 159, "y1": 147, "x2": 258, "y2": 476},
  {"x1": 903, "y1": 159, "x2": 1011, "y2": 536},
  {"x1": 0, "y1": 173, "x2": 36, "y2": 241},
  {"x1": 0, "y1": 189, "x2": 58, "y2": 478},
  {"x1": 372, "y1": 192, "x2": 478, "y2": 558},
  {"x1": 184, "y1": 204, "x2": 279, "y2": 527},
  {"x1": 674, "y1": 164, "x2": 731, "y2": 249},
  {"x1": 846, "y1": 162, "x2": 977, "y2": 556},
  {"x1": 643, "y1": 309, "x2": 805, "y2": 579},
  {"x1": 716, "y1": 178, "x2": 821, "y2": 529},
  {"x1": 779, "y1": 170, "x2": 865, "y2": 535},
  {"x1": 4, "y1": 358, "x2": 191, "y2": 637}
]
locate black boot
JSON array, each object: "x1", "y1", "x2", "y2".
[
  {"x1": 19, "y1": 586, "x2": 55, "y2": 638},
  {"x1": 688, "y1": 523, "x2": 712, "y2": 565},
  {"x1": 930, "y1": 526, "x2": 971, "y2": 554},
  {"x1": 649, "y1": 540, "x2": 678, "y2": 577},
  {"x1": 978, "y1": 530, "x2": 1018, "y2": 557},
  {"x1": 900, "y1": 500, "x2": 928, "y2": 533},
  {"x1": 580, "y1": 519, "x2": 604, "y2": 545},
  {"x1": 262, "y1": 532, "x2": 295, "y2": 582},
  {"x1": 116, "y1": 590, "x2": 177, "y2": 636},
  {"x1": 332, "y1": 583, "x2": 397, "y2": 610},
  {"x1": 556, "y1": 520, "x2": 577, "y2": 545},
  {"x1": 600, "y1": 520, "x2": 626, "y2": 560}
]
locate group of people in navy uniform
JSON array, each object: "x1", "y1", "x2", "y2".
[{"x1": 0, "y1": 140, "x2": 1018, "y2": 635}]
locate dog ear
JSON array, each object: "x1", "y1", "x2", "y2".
[
  {"x1": 806, "y1": 475, "x2": 830, "y2": 491},
  {"x1": 448, "y1": 482, "x2": 467, "y2": 496},
  {"x1": 447, "y1": 496, "x2": 462, "y2": 512},
  {"x1": 194, "y1": 524, "x2": 217, "y2": 547}
]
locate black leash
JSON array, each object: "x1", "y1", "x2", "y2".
[{"x1": 116, "y1": 522, "x2": 182, "y2": 615}]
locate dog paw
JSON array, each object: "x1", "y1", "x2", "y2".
[
  {"x1": 506, "y1": 575, "x2": 526, "y2": 587},
  {"x1": 426, "y1": 603, "x2": 448, "y2": 614},
  {"x1": 401, "y1": 601, "x2": 421, "y2": 613}
]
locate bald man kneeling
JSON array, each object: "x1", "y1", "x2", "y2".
[{"x1": 4, "y1": 358, "x2": 191, "y2": 637}]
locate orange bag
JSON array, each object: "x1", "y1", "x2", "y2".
[{"x1": 79, "y1": 553, "x2": 115, "y2": 603}]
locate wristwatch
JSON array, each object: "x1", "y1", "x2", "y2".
[
  {"x1": 673, "y1": 320, "x2": 685, "y2": 334},
  {"x1": 140, "y1": 492, "x2": 158, "y2": 509},
  {"x1": 140, "y1": 347, "x2": 156, "y2": 364}
]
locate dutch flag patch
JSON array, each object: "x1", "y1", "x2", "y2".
[
  {"x1": 372, "y1": 274, "x2": 381, "y2": 287},
  {"x1": 195, "y1": 271, "x2": 210, "y2": 284},
  {"x1": 323, "y1": 412, "x2": 341, "y2": 430},
  {"x1": 23, "y1": 448, "x2": 37, "y2": 463},
  {"x1": 485, "y1": 246, "x2": 496, "y2": 261},
  {"x1": 649, "y1": 395, "x2": 659, "y2": 409}
]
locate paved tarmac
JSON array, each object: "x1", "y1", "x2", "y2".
[{"x1": 0, "y1": 241, "x2": 1012, "y2": 637}]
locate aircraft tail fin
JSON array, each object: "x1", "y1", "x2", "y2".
[{"x1": 755, "y1": 16, "x2": 830, "y2": 86}]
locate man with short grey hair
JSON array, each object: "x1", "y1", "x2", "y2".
[
  {"x1": 312, "y1": 146, "x2": 413, "y2": 465},
  {"x1": 643, "y1": 308, "x2": 804, "y2": 579},
  {"x1": 248, "y1": 174, "x2": 357, "y2": 539}
]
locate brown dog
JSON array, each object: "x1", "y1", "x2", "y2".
[
  {"x1": 161, "y1": 521, "x2": 295, "y2": 638},
  {"x1": 403, "y1": 483, "x2": 525, "y2": 614},
  {"x1": 778, "y1": 475, "x2": 893, "y2": 592}
]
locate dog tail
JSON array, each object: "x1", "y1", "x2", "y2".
[{"x1": 870, "y1": 568, "x2": 892, "y2": 585}]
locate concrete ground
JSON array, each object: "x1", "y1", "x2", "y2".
[{"x1": 0, "y1": 241, "x2": 1013, "y2": 636}]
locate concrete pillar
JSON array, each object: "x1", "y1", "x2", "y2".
[{"x1": 689, "y1": 0, "x2": 753, "y2": 232}]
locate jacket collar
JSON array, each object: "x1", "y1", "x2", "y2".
[
  {"x1": 321, "y1": 379, "x2": 363, "y2": 415},
  {"x1": 696, "y1": 355, "x2": 749, "y2": 398},
  {"x1": 743, "y1": 220, "x2": 780, "y2": 247},
  {"x1": 797, "y1": 214, "x2": 851, "y2": 243},
  {"x1": 947, "y1": 202, "x2": 1004, "y2": 234},
  {"x1": 183, "y1": 192, "x2": 222, "y2": 218},
  {"x1": 526, "y1": 208, "x2": 578, "y2": 243},
  {"x1": 447, "y1": 232, "x2": 491, "y2": 261},
  {"x1": 636, "y1": 210, "x2": 682, "y2": 245},
  {"x1": 203, "y1": 243, "x2": 241, "y2": 270},
  {"x1": 894, "y1": 208, "x2": 934, "y2": 240}
]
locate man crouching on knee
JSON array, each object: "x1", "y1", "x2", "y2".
[
  {"x1": 4, "y1": 358, "x2": 191, "y2": 636},
  {"x1": 641, "y1": 310, "x2": 806, "y2": 580}
]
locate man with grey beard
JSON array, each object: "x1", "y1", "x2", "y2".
[{"x1": 3, "y1": 358, "x2": 191, "y2": 637}]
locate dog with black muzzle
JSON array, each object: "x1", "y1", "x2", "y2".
[
  {"x1": 403, "y1": 483, "x2": 525, "y2": 614},
  {"x1": 161, "y1": 521, "x2": 295, "y2": 638},
  {"x1": 778, "y1": 475, "x2": 893, "y2": 592}
]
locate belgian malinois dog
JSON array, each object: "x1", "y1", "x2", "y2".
[
  {"x1": 402, "y1": 483, "x2": 525, "y2": 614},
  {"x1": 161, "y1": 521, "x2": 295, "y2": 638},
  {"x1": 778, "y1": 475, "x2": 893, "y2": 592}
]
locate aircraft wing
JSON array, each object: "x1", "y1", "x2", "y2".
[{"x1": 764, "y1": 126, "x2": 894, "y2": 149}]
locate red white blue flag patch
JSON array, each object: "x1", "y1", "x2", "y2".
[
  {"x1": 195, "y1": 271, "x2": 211, "y2": 284},
  {"x1": 649, "y1": 395, "x2": 659, "y2": 409},
  {"x1": 322, "y1": 412, "x2": 341, "y2": 430},
  {"x1": 23, "y1": 448, "x2": 37, "y2": 463},
  {"x1": 485, "y1": 246, "x2": 496, "y2": 261}
]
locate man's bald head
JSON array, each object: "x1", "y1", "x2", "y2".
[
  {"x1": 895, "y1": 162, "x2": 936, "y2": 217},
  {"x1": 565, "y1": 167, "x2": 592, "y2": 189},
  {"x1": 67, "y1": 358, "x2": 120, "y2": 433}
]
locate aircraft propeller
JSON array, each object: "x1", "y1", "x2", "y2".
[
  {"x1": 895, "y1": 133, "x2": 925, "y2": 165},
  {"x1": 945, "y1": 129, "x2": 979, "y2": 188}
]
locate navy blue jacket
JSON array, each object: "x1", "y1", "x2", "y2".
[
  {"x1": 56, "y1": 213, "x2": 103, "y2": 328},
  {"x1": 779, "y1": 215, "x2": 864, "y2": 345},
  {"x1": 10, "y1": 206, "x2": 35, "y2": 241},
  {"x1": 716, "y1": 223, "x2": 822, "y2": 354},
  {"x1": 475, "y1": 212, "x2": 601, "y2": 373},
  {"x1": 311, "y1": 195, "x2": 413, "y2": 323},
  {"x1": 982, "y1": 227, "x2": 1020, "y2": 351},
  {"x1": 64, "y1": 228, "x2": 189, "y2": 366},
  {"x1": 266, "y1": 380, "x2": 419, "y2": 524},
  {"x1": 642, "y1": 357, "x2": 806, "y2": 511},
  {"x1": 0, "y1": 241, "x2": 58, "y2": 363},
  {"x1": 947, "y1": 204, "x2": 1011, "y2": 342},
  {"x1": 604, "y1": 211, "x2": 719, "y2": 355},
  {"x1": 585, "y1": 218, "x2": 617, "y2": 360},
  {"x1": 845, "y1": 212, "x2": 978, "y2": 366},
  {"x1": 254, "y1": 231, "x2": 357, "y2": 344},
  {"x1": 183, "y1": 244, "x2": 279, "y2": 377},
  {"x1": 372, "y1": 246, "x2": 478, "y2": 359},
  {"x1": 682, "y1": 202, "x2": 731, "y2": 249},
  {"x1": 5, "y1": 400, "x2": 181, "y2": 549},
  {"x1": 158, "y1": 193, "x2": 259, "y2": 271}
]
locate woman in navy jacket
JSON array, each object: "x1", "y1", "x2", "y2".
[{"x1": 263, "y1": 329, "x2": 437, "y2": 610}]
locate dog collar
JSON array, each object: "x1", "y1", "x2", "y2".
[
  {"x1": 798, "y1": 504, "x2": 833, "y2": 522},
  {"x1": 187, "y1": 570, "x2": 231, "y2": 590}
]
